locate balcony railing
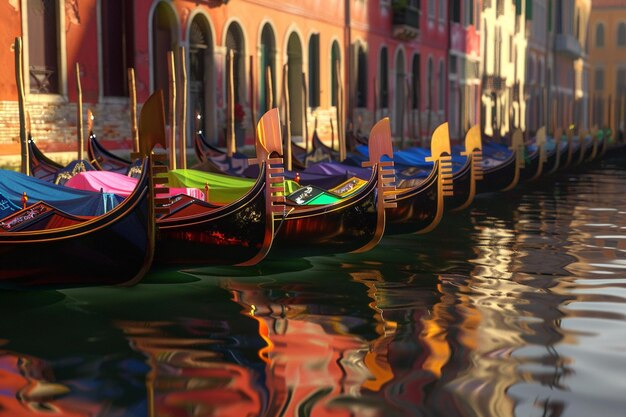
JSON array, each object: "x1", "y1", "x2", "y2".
[
  {"x1": 392, "y1": 3, "x2": 420, "y2": 41},
  {"x1": 555, "y1": 34, "x2": 583, "y2": 59}
]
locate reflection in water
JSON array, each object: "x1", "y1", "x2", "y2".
[{"x1": 0, "y1": 157, "x2": 624, "y2": 416}]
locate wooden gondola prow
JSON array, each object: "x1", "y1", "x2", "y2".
[
  {"x1": 14, "y1": 37, "x2": 29, "y2": 176},
  {"x1": 452, "y1": 125, "x2": 483, "y2": 212}
]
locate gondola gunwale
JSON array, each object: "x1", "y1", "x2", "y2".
[
  {"x1": 0, "y1": 158, "x2": 151, "y2": 243},
  {"x1": 156, "y1": 161, "x2": 270, "y2": 228},
  {"x1": 87, "y1": 131, "x2": 132, "y2": 172}
]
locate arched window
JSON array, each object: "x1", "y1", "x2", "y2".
[
  {"x1": 259, "y1": 24, "x2": 276, "y2": 114},
  {"x1": 596, "y1": 23, "x2": 605, "y2": 47},
  {"x1": 438, "y1": 60, "x2": 445, "y2": 112},
  {"x1": 308, "y1": 34, "x2": 320, "y2": 108},
  {"x1": 356, "y1": 44, "x2": 367, "y2": 108},
  {"x1": 287, "y1": 32, "x2": 303, "y2": 136},
  {"x1": 331, "y1": 41, "x2": 341, "y2": 107},
  {"x1": 225, "y1": 22, "x2": 246, "y2": 106},
  {"x1": 394, "y1": 49, "x2": 406, "y2": 135},
  {"x1": 379, "y1": 47, "x2": 389, "y2": 108},
  {"x1": 438, "y1": 0, "x2": 446, "y2": 21},
  {"x1": 152, "y1": 2, "x2": 178, "y2": 114},
  {"x1": 618, "y1": 23, "x2": 626, "y2": 47},
  {"x1": 188, "y1": 14, "x2": 214, "y2": 140},
  {"x1": 101, "y1": 0, "x2": 134, "y2": 97},
  {"x1": 27, "y1": 0, "x2": 62, "y2": 94},
  {"x1": 595, "y1": 68, "x2": 604, "y2": 92}
]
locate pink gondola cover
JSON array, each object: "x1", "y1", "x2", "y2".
[{"x1": 65, "y1": 171, "x2": 205, "y2": 200}]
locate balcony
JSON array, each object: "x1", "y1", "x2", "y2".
[
  {"x1": 555, "y1": 34, "x2": 583, "y2": 59},
  {"x1": 392, "y1": 3, "x2": 420, "y2": 41},
  {"x1": 483, "y1": 75, "x2": 507, "y2": 93}
]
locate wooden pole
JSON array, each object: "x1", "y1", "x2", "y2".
[
  {"x1": 373, "y1": 77, "x2": 378, "y2": 125},
  {"x1": 265, "y1": 65, "x2": 274, "y2": 111},
  {"x1": 249, "y1": 55, "x2": 256, "y2": 133},
  {"x1": 415, "y1": 72, "x2": 421, "y2": 144},
  {"x1": 302, "y1": 72, "x2": 310, "y2": 152},
  {"x1": 406, "y1": 77, "x2": 414, "y2": 146},
  {"x1": 282, "y1": 63, "x2": 292, "y2": 170},
  {"x1": 589, "y1": 92, "x2": 594, "y2": 129},
  {"x1": 227, "y1": 49, "x2": 235, "y2": 158},
  {"x1": 330, "y1": 117, "x2": 335, "y2": 151},
  {"x1": 167, "y1": 50, "x2": 177, "y2": 170},
  {"x1": 128, "y1": 68, "x2": 139, "y2": 153},
  {"x1": 76, "y1": 62, "x2": 84, "y2": 161},
  {"x1": 15, "y1": 37, "x2": 29, "y2": 175},
  {"x1": 606, "y1": 94, "x2": 613, "y2": 129},
  {"x1": 336, "y1": 59, "x2": 346, "y2": 161},
  {"x1": 179, "y1": 47, "x2": 187, "y2": 169}
]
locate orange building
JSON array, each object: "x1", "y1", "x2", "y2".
[{"x1": 588, "y1": 0, "x2": 626, "y2": 132}]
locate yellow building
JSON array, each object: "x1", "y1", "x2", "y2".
[
  {"x1": 480, "y1": 0, "x2": 527, "y2": 139},
  {"x1": 589, "y1": 0, "x2": 626, "y2": 131}
]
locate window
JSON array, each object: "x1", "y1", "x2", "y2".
[
  {"x1": 427, "y1": 57, "x2": 433, "y2": 109},
  {"x1": 152, "y1": 2, "x2": 178, "y2": 113},
  {"x1": 428, "y1": 0, "x2": 435, "y2": 18},
  {"x1": 594, "y1": 68, "x2": 604, "y2": 91},
  {"x1": 596, "y1": 23, "x2": 605, "y2": 47},
  {"x1": 439, "y1": 0, "x2": 446, "y2": 21},
  {"x1": 618, "y1": 23, "x2": 626, "y2": 47},
  {"x1": 356, "y1": 44, "x2": 367, "y2": 108},
  {"x1": 101, "y1": 0, "x2": 134, "y2": 97},
  {"x1": 467, "y1": 0, "x2": 475, "y2": 26},
  {"x1": 451, "y1": 0, "x2": 461, "y2": 23},
  {"x1": 617, "y1": 68, "x2": 626, "y2": 94},
  {"x1": 260, "y1": 24, "x2": 276, "y2": 114},
  {"x1": 379, "y1": 47, "x2": 389, "y2": 108},
  {"x1": 308, "y1": 34, "x2": 320, "y2": 108},
  {"x1": 27, "y1": 0, "x2": 60, "y2": 94}
]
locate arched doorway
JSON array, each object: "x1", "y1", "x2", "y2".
[
  {"x1": 188, "y1": 15, "x2": 215, "y2": 141},
  {"x1": 225, "y1": 22, "x2": 246, "y2": 109},
  {"x1": 394, "y1": 49, "x2": 406, "y2": 135},
  {"x1": 259, "y1": 24, "x2": 276, "y2": 115},
  {"x1": 287, "y1": 32, "x2": 303, "y2": 137},
  {"x1": 152, "y1": 2, "x2": 178, "y2": 115}
]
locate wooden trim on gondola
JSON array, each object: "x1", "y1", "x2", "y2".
[
  {"x1": 501, "y1": 129, "x2": 524, "y2": 192},
  {"x1": 451, "y1": 125, "x2": 483, "y2": 212},
  {"x1": 546, "y1": 128, "x2": 562, "y2": 175},
  {"x1": 528, "y1": 126, "x2": 547, "y2": 181}
]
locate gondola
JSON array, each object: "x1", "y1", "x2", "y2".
[
  {"x1": 519, "y1": 127, "x2": 547, "y2": 182},
  {"x1": 154, "y1": 108, "x2": 285, "y2": 266},
  {"x1": 0, "y1": 91, "x2": 164, "y2": 287},
  {"x1": 28, "y1": 137, "x2": 97, "y2": 185},
  {"x1": 448, "y1": 125, "x2": 483, "y2": 211},
  {"x1": 268, "y1": 117, "x2": 396, "y2": 257},
  {"x1": 383, "y1": 123, "x2": 454, "y2": 235},
  {"x1": 476, "y1": 129, "x2": 525, "y2": 194}
]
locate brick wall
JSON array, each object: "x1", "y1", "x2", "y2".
[{"x1": 0, "y1": 99, "x2": 135, "y2": 154}]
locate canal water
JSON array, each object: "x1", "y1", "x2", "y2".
[{"x1": 1, "y1": 154, "x2": 625, "y2": 417}]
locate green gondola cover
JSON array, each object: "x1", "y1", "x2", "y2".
[{"x1": 158, "y1": 169, "x2": 300, "y2": 204}]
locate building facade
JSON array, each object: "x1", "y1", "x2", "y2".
[
  {"x1": 480, "y1": 0, "x2": 527, "y2": 139},
  {"x1": 1, "y1": 0, "x2": 455, "y2": 160},
  {"x1": 588, "y1": 0, "x2": 626, "y2": 131},
  {"x1": 448, "y1": 0, "x2": 482, "y2": 141}
]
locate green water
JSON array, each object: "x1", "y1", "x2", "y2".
[{"x1": 0, "y1": 155, "x2": 625, "y2": 417}]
